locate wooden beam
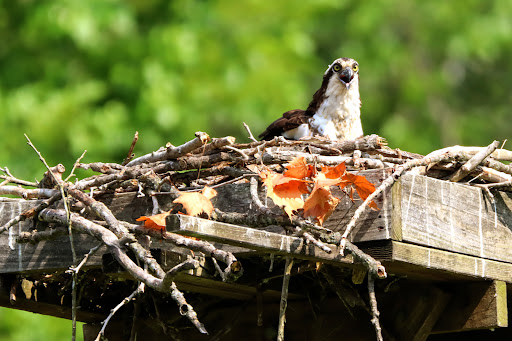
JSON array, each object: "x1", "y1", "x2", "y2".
[
  {"x1": 432, "y1": 280, "x2": 508, "y2": 333},
  {"x1": 382, "y1": 284, "x2": 450, "y2": 341},
  {"x1": 166, "y1": 214, "x2": 354, "y2": 265},
  {"x1": 365, "y1": 241, "x2": 512, "y2": 282},
  {"x1": 394, "y1": 173, "x2": 512, "y2": 264}
]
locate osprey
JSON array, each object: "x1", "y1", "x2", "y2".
[{"x1": 259, "y1": 57, "x2": 363, "y2": 141}]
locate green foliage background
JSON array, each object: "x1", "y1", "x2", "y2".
[{"x1": 0, "y1": 0, "x2": 511, "y2": 339}]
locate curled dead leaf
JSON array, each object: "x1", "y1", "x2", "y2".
[
  {"x1": 173, "y1": 186, "x2": 218, "y2": 218},
  {"x1": 260, "y1": 168, "x2": 309, "y2": 219},
  {"x1": 136, "y1": 211, "x2": 171, "y2": 231}
]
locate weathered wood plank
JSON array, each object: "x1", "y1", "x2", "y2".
[
  {"x1": 394, "y1": 173, "x2": 512, "y2": 263},
  {"x1": 0, "y1": 198, "x2": 104, "y2": 273},
  {"x1": 369, "y1": 241, "x2": 512, "y2": 282},
  {"x1": 432, "y1": 280, "x2": 508, "y2": 333},
  {"x1": 166, "y1": 214, "x2": 354, "y2": 265},
  {"x1": 324, "y1": 168, "x2": 393, "y2": 242},
  {"x1": 382, "y1": 284, "x2": 450, "y2": 341}
]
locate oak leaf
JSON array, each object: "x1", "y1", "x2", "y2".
[
  {"x1": 173, "y1": 186, "x2": 217, "y2": 218},
  {"x1": 260, "y1": 168, "x2": 309, "y2": 219},
  {"x1": 136, "y1": 211, "x2": 170, "y2": 231}
]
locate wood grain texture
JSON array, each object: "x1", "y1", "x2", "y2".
[
  {"x1": 395, "y1": 173, "x2": 512, "y2": 263},
  {"x1": 167, "y1": 214, "x2": 354, "y2": 265},
  {"x1": 0, "y1": 198, "x2": 104, "y2": 273},
  {"x1": 382, "y1": 284, "x2": 450, "y2": 341},
  {"x1": 383, "y1": 241, "x2": 512, "y2": 282},
  {"x1": 432, "y1": 280, "x2": 508, "y2": 332}
]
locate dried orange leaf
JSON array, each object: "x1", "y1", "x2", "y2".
[
  {"x1": 260, "y1": 169, "x2": 308, "y2": 219},
  {"x1": 313, "y1": 172, "x2": 344, "y2": 188},
  {"x1": 321, "y1": 162, "x2": 347, "y2": 179},
  {"x1": 284, "y1": 156, "x2": 314, "y2": 179},
  {"x1": 136, "y1": 211, "x2": 171, "y2": 231},
  {"x1": 341, "y1": 172, "x2": 379, "y2": 210},
  {"x1": 173, "y1": 186, "x2": 217, "y2": 218},
  {"x1": 303, "y1": 186, "x2": 340, "y2": 225}
]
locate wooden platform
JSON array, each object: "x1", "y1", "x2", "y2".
[{"x1": 0, "y1": 172, "x2": 512, "y2": 340}]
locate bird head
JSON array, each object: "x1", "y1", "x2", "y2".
[{"x1": 325, "y1": 57, "x2": 359, "y2": 90}]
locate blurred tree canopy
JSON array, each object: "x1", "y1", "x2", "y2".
[
  {"x1": 0, "y1": 0, "x2": 511, "y2": 338},
  {"x1": 1, "y1": 0, "x2": 512, "y2": 181}
]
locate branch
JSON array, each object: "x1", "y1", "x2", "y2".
[
  {"x1": 0, "y1": 167, "x2": 38, "y2": 187},
  {"x1": 0, "y1": 186, "x2": 59, "y2": 199},
  {"x1": 450, "y1": 140, "x2": 499, "y2": 182},
  {"x1": 126, "y1": 132, "x2": 210, "y2": 166},
  {"x1": 128, "y1": 222, "x2": 242, "y2": 281},
  {"x1": 368, "y1": 274, "x2": 383, "y2": 341},
  {"x1": 122, "y1": 131, "x2": 139, "y2": 166},
  {"x1": 38, "y1": 208, "x2": 207, "y2": 333},
  {"x1": 277, "y1": 258, "x2": 294, "y2": 341},
  {"x1": 161, "y1": 258, "x2": 200, "y2": 290},
  {"x1": 95, "y1": 282, "x2": 145, "y2": 341}
]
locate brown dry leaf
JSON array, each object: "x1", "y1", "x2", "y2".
[
  {"x1": 303, "y1": 186, "x2": 340, "y2": 225},
  {"x1": 303, "y1": 173, "x2": 340, "y2": 225},
  {"x1": 313, "y1": 172, "x2": 344, "y2": 188},
  {"x1": 321, "y1": 162, "x2": 347, "y2": 179},
  {"x1": 260, "y1": 168, "x2": 309, "y2": 219},
  {"x1": 284, "y1": 156, "x2": 314, "y2": 179},
  {"x1": 136, "y1": 211, "x2": 171, "y2": 231},
  {"x1": 173, "y1": 186, "x2": 218, "y2": 218},
  {"x1": 341, "y1": 172, "x2": 379, "y2": 210}
]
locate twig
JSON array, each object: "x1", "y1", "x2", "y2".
[
  {"x1": 249, "y1": 176, "x2": 272, "y2": 214},
  {"x1": 38, "y1": 208, "x2": 207, "y2": 333},
  {"x1": 0, "y1": 192, "x2": 62, "y2": 235},
  {"x1": 161, "y1": 258, "x2": 200, "y2": 290},
  {"x1": 122, "y1": 131, "x2": 139, "y2": 166},
  {"x1": 95, "y1": 282, "x2": 145, "y2": 341},
  {"x1": 181, "y1": 174, "x2": 258, "y2": 192},
  {"x1": 65, "y1": 150, "x2": 87, "y2": 182},
  {"x1": 474, "y1": 180, "x2": 512, "y2": 190},
  {"x1": 368, "y1": 274, "x2": 383, "y2": 341},
  {"x1": 243, "y1": 122, "x2": 259, "y2": 143},
  {"x1": 25, "y1": 134, "x2": 79, "y2": 340},
  {"x1": 126, "y1": 131, "x2": 210, "y2": 166},
  {"x1": 68, "y1": 243, "x2": 103, "y2": 274},
  {"x1": 344, "y1": 241, "x2": 387, "y2": 279},
  {"x1": 190, "y1": 136, "x2": 236, "y2": 155},
  {"x1": 450, "y1": 140, "x2": 499, "y2": 182},
  {"x1": 16, "y1": 227, "x2": 68, "y2": 244},
  {"x1": 225, "y1": 145, "x2": 249, "y2": 161},
  {"x1": 0, "y1": 186, "x2": 59, "y2": 199},
  {"x1": 129, "y1": 222, "x2": 242, "y2": 281},
  {"x1": 277, "y1": 258, "x2": 294, "y2": 341},
  {"x1": 0, "y1": 167, "x2": 38, "y2": 187},
  {"x1": 290, "y1": 226, "x2": 333, "y2": 254}
]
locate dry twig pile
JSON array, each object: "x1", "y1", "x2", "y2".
[{"x1": 1, "y1": 130, "x2": 511, "y2": 340}]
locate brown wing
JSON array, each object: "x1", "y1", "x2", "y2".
[{"x1": 258, "y1": 109, "x2": 312, "y2": 140}]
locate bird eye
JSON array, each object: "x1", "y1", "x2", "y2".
[
  {"x1": 332, "y1": 64, "x2": 341, "y2": 72},
  {"x1": 352, "y1": 64, "x2": 359, "y2": 72}
]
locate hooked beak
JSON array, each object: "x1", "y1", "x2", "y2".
[{"x1": 338, "y1": 67, "x2": 354, "y2": 89}]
